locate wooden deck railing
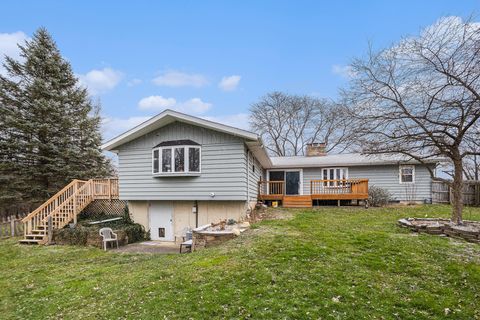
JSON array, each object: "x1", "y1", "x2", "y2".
[
  {"x1": 258, "y1": 180, "x2": 285, "y2": 196},
  {"x1": 21, "y1": 178, "x2": 119, "y2": 241},
  {"x1": 258, "y1": 179, "x2": 369, "y2": 200},
  {"x1": 310, "y1": 179, "x2": 369, "y2": 198}
]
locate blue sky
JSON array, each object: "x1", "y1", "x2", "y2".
[{"x1": 0, "y1": 1, "x2": 478, "y2": 141}]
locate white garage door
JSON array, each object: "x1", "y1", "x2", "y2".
[{"x1": 149, "y1": 201, "x2": 174, "y2": 241}]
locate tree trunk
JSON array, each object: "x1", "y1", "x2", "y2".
[
  {"x1": 475, "y1": 155, "x2": 479, "y2": 181},
  {"x1": 451, "y1": 158, "x2": 464, "y2": 225}
]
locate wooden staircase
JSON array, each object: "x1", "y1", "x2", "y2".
[
  {"x1": 20, "y1": 179, "x2": 118, "y2": 245},
  {"x1": 283, "y1": 195, "x2": 312, "y2": 208}
]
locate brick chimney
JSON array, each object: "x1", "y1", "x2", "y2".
[{"x1": 306, "y1": 142, "x2": 327, "y2": 156}]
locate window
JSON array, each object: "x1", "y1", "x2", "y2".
[
  {"x1": 152, "y1": 144, "x2": 201, "y2": 175},
  {"x1": 162, "y1": 148, "x2": 172, "y2": 172},
  {"x1": 174, "y1": 147, "x2": 185, "y2": 172},
  {"x1": 321, "y1": 168, "x2": 348, "y2": 186},
  {"x1": 400, "y1": 165, "x2": 415, "y2": 184},
  {"x1": 158, "y1": 228, "x2": 165, "y2": 238},
  {"x1": 189, "y1": 147, "x2": 200, "y2": 172},
  {"x1": 153, "y1": 149, "x2": 159, "y2": 173}
]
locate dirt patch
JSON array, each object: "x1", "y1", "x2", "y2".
[{"x1": 252, "y1": 207, "x2": 296, "y2": 221}]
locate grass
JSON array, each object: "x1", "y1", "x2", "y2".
[{"x1": 1, "y1": 205, "x2": 480, "y2": 319}]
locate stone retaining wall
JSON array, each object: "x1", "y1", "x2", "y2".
[
  {"x1": 192, "y1": 222, "x2": 249, "y2": 250},
  {"x1": 398, "y1": 218, "x2": 480, "y2": 243}
]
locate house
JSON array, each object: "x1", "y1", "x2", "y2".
[{"x1": 101, "y1": 109, "x2": 442, "y2": 241}]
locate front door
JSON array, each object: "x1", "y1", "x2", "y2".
[
  {"x1": 285, "y1": 171, "x2": 301, "y2": 195},
  {"x1": 149, "y1": 201, "x2": 174, "y2": 241}
]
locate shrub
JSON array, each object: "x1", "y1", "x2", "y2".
[
  {"x1": 368, "y1": 186, "x2": 392, "y2": 207},
  {"x1": 54, "y1": 207, "x2": 149, "y2": 247},
  {"x1": 123, "y1": 224, "x2": 148, "y2": 243},
  {"x1": 54, "y1": 226, "x2": 90, "y2": 245}
]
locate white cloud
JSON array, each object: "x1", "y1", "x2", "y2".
[
  {"x1": 0, "y1": 31, "x2": 29, "y2": 76},
  {"x1": 127, "y1": 78, "x2": 142, "y2": 87},
  {"x1": 331, "y1": 64, "x2": 356, "y2": 79},
  {"x1": 202, "y1": 113, "x2": 250, "y2": 130},
  {"x1": 137, "y1": 96, "x2": 212, "y2": 114},
  {"x1": 78, "y1": 68, "x2": 123, "y2": 95},
  {"x1": 138, "y1": 95, "x2": 177, "y2": 110},
  {"x1": 176, "y1": 98, "x2": 212, "y2": 114},
  {"x1": 218, "y1": 75, "x2": 241, "y2": 91},
  {"x1": 101, "y1": 116, "x2": 151, "y2": 141},
  {"x1": 152, "y1": 70, "x2": 209, "y2": 87}
]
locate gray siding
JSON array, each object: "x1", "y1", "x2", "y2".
[
  {"x1": 350, "y1": 165, "x2": 432, "y2": 201},
  {"x1": 302, "y1": 164, "x2": 433, "y2": 201},
  {"x1": 302, "y1": 168, "x2": 319, "y2": 195},
  {"x1": 246, "y1": 150, "x2": 264, "y2": 202},
  {"x1": 117, "y1": 121, "x2": 248, "y2": 201}
]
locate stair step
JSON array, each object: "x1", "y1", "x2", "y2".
[
  {"x1": 25, "y1": 234, "x2": 46, "y2": 239},
  {"x1": 283, "y1": 195, "x2": 312, "y2": 208},
  {"x1": 32, "y1": 229, "x2": 47, "y2": 234},
  {"x1": 284, "y1": 204, "x2": 312, "y2": 208},
  {"x1": 19, "y1": 239, "x2": 42, "y2": 244}
]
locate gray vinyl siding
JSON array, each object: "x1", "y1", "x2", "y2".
[
  {"x1": 302, "y1": 168, "x2": 320, "y2": 195},
  {"x1": 302, "y1": 164, "x2": 433, "y2": 201},
  {"x1": 117, "y1": 121, "x2": 248, "y2": 201},
  {"x1": 246, "y1": 150, "x2": 264, "y2": 202},
  {"x1": 349, "y1": 165, "x2": 432, "y2": 201}
]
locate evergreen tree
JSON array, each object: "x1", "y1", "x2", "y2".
[{"x1": 0, "y1": 28, "x2": 112, "y2": 215}]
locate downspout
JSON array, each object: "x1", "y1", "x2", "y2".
[
  {"x1": 194, "y1": 200, "x2": 199, "y2": 228},
  {"x1": 247, "y1": 149, "x2": 250, "y2": 205}
]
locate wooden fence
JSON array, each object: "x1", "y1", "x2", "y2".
[
  {"x1": 0, "y1": 217, "x2": 24, "y2": 238},
  {"x1": 432, "y1": 180, "x2": 480, "y2": 206}
]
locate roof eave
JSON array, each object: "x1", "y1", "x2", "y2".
[{"x1": 101, "y1": 109, "x2": 258, "y2": 151}]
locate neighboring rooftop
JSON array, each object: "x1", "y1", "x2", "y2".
[{"x1": 268, "y1": 153, "x2": 446, "y2": 168}]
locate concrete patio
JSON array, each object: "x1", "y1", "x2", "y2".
[{"x1": 113, "y1": 241, "x2": 180, "y2": 254}]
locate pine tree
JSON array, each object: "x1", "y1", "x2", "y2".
[{"x1": 0, "y1": 28, "x2": 113, "y2": 215}]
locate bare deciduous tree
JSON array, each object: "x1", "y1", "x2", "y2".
[
  {"x1": 343, "y1": 16, "x2": 480, "y2": 224},
  {"x1": 250, "y1": 92, "x2": 352, "y2": 156}
]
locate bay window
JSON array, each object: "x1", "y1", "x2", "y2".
[{"x1": 152, "y1": 142, "x2": 201, "y2": 175}]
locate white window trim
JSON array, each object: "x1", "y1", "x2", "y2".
[
  {"x1": 152, "y1": 145, "x2": 201, "y2": 176},
  {"x1": 399, "y1": 165, "x2": 415, "y2": 184},
  {"x1": 266, "y1": 169, "x2": 303, "y2": 195},
  {"x1": 321, "y1": 167, "x2": 349, "y2": 180}
]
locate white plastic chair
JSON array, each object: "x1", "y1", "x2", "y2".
[{"x1": 99, "y1": 227, "x2": 118, "y2": 251}]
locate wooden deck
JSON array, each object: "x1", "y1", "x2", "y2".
[{"x1": 258, "y1": 179, "x2": 369, "y2": 207}]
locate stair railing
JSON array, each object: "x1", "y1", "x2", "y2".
[
  {"x1": 21, "y1": 180, "x2": 87, "y2": 236},
  {"x1": 21, "y1": 179, "x2": 119, "y2": 237}
]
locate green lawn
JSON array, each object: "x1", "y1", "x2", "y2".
[{"x1": 1, "y1": 205, "x2": 480, "y2": 319}]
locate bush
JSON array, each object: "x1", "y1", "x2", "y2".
[
  {"x1": 123, "y1": 224, "x2": 148, "y2": 243},
  {"x1": 54, "y1": 206, "x2": 149, "y2": 247},
  {"x1": 368, "y1": 186, "x2": 392, "y2": 207},
  {"x1": 54, "y1": 226, "x2": 90, "y2": 245}
]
